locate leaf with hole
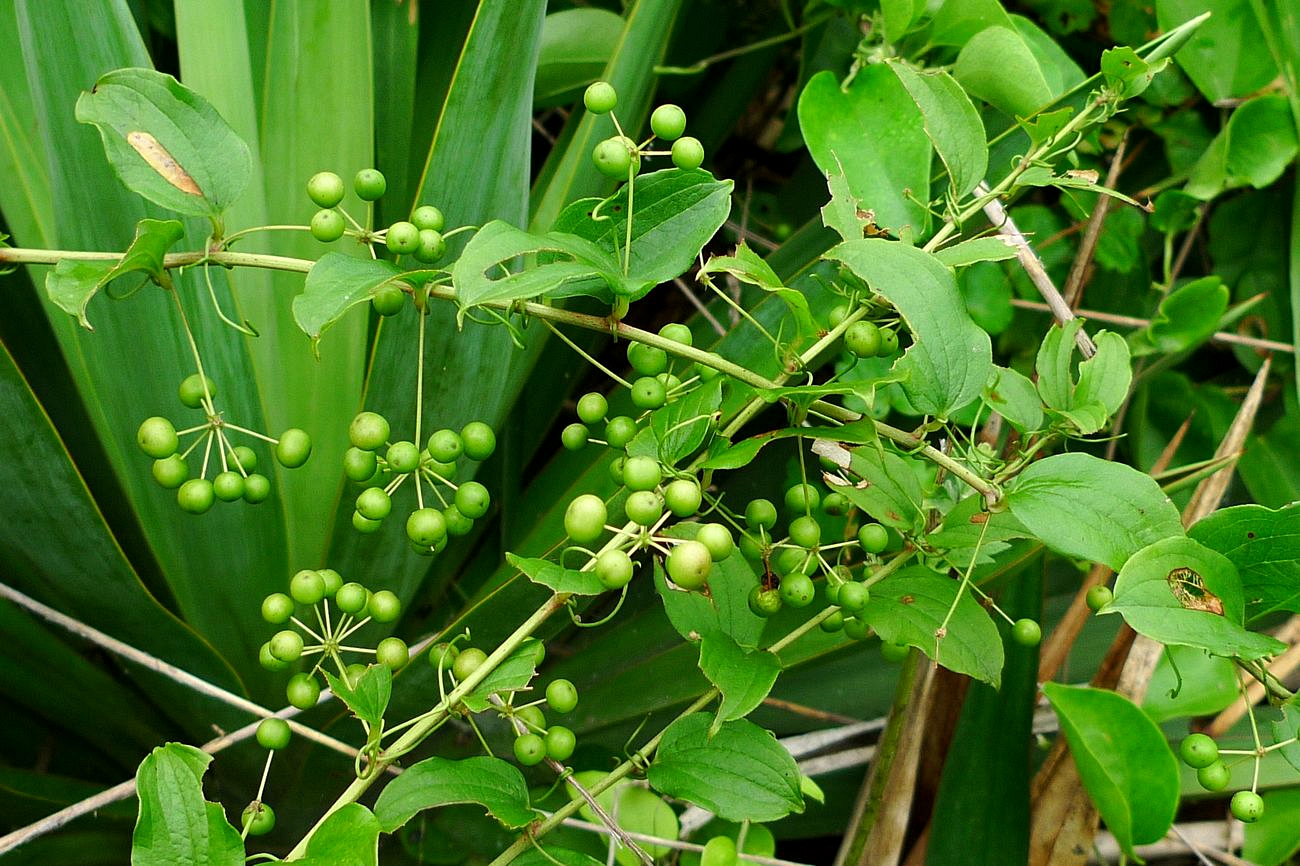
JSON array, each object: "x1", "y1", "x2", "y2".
[{"x1": 1189, "y1": 502, "x2": 1300, "y2": 621}]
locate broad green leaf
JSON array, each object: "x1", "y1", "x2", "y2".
[
  {"x1": 293, "y1": 254, "x2": 404, "y2": 342},
  {"x1": 131, "y1": 744, "x2": 243, "y2": 866},
  {"x1": 887, "y1": 62, "x2": 988, "y2": 197},
  {"x1": 648, "y1": 714, "x2": 804, "y2": 822},
  {"x1": 1189, "y1": 502, "x2": 1300, "y2": 620},
  {"x1": 535, "y1": 9, "x2": 624, "y2": 107},
  {"x1": 935, "y1": 236, "x2": 1018, "y2": 267},
  {"x1": 928, "y1": 0, "x2": 1015, "y2": 46},
  {"x1": 834, "y1": 445, "x2": 925, "y2": 532},
  {"x1": 462, "y1": 637, "x2": 545, "y2": 712},
  {"x1": 1142, "y1": 645, "x2": 1239, "y2": 722},
  {"x1": 983, "y1": 366, "x2": 1044, "y2": 433},
  {"x1": 373, "y1": 756, "x2": 535, "y2": 832},
  {"x1": 954, "y1": 26, "x2": 1054, "y2": 118},
  {"x1": 882, "y1": 0, "x2": 921, "y2": 42},
  {"x1": 1007, "y1": 453, "x2": 1184, "y2": 571},
  {"x1": 1035, "y1": 318, "x2": 1082, "y2": 409},
  {"x1": 551, "y1": 168, "x2": 733, "y2": 301},
  {"x1": 654, "y1": 539, "x2": 766, "y2": 649},
  {"x1": 507, "y1": 554, "x2": 607, "y2": 596},
  {"x1": 76, "y1": 69, "x2": 249, "y2": 218},
  {"x1": 861, "y1": 567, "x2": 1004, "y2": 686},
  {"x1": 297, "y1": 803, "x2": 381, "y2": 866},
  {"x1": 650, "y1": 377, "x2": 723, "y2": 464},
  {"x1": 1156, "y1": 0, "x2": 1278, "y2": 102},
  {"x1": 1130, "y1": 276, "x2": 1229, "y2": 356},
  {"x1": 929, "y1": 495, "x2": 1031, "y2": 569},
  {"x1": 1073, "y1": 330, "x2": 1131, "y2": 422},
  {"x1": 1105, "y1": 536, "x2": 1286, "y2": 660},
  {"x1": 699, "y1": 243, "x2": 815, "y2": 338},
  {"x1": 698, "y1": 632, "x2": 782, "y2": 726},
  {"x1": 798, "y1": 66, "x2": 932, "y2": 236},
  {"x1": 1042, "y1": 683, "x2": 1180, "y2": 861},
  {"x1": 324, "y1": 664, "x2": 391, "y2": 728},
  {"x1": 1243, "y1": 787, "x2": 1300, "y2": 866},
  {"x1": 1225, "y1": 95, "x2": 1299, "y2": 188},
  {"x1": 45, "y1": 218, "x2": 184, "y2": 329},
  {"x1": 828, "y1": 239, "x2": 993, "y2": 417},
  {"x1": 819, "y1": 155, "x2": 868, "y2": 243},
  {"x1": 1269, "y1": 705, "x2": 1300, "y2": 774},
  {"x1": 566, "y1": 772, "x2": 678, "y2": 866},
  {"x1": 452, "y1": 220, "x2": 624, "y2": 310}
]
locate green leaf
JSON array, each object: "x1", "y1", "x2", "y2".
[
  {"x1": 650, "y1": 377, "x2": 723, "y2": 464},
  {"x1": 1035, "y1": 318, "x2": 1083, "y2": 410},
  {"x1": 513, "y1": 849, "x2": 605, "y2": 866},
  {"x1": 462, "y1": 638, "x2": 545, "y2": 712},
  {"x1": 648, "y1": 714, "x2": 804, "y2": 822},
  {"x1": 1131, "y1": 276, "x2": 1229, "y2": 356},
  {"x1": 324, "y1": 664, "x2": 392, "y2": 728},
  {"x1": 699, "y1": 244, "x2": 815, "y2": 339},
  {"x1": 551, "y1": 168, "x2": 733, "y2": 301},
  {"x1": 834, "y1": 445, "x2": 925, "y2": 532},
  {"x1": 861, "y1": 567, "x2": 1004, "y2": 686},
  {"x1": 1041, "y1": 683, "x2": 1180, "y2": 861},
  {"x1": 887, "y1": 62, "x2": 988, "y2": 198},
  {"x1": 373, "y1": 756, "x2": 536, "y2": 832},
  {"x1": 929, "y1": 495, "x2": 1031, "y2": 569},
  {"x1": 75, "y1": 68, "x2": 250, "y2": 218},
  {"x1": 45, "y1": 218, "x2": 184, "y2": 329},
  {"x1": 1243, "y1": 787, "x2": 1300, "y2": 866},
  {"x1": 798, "y1": 66, "x2": 932, "y2": 236},
  {"x1": 1073, "y1": 330, "x2": 1132, "y2": 425},
  {"x1": 534, "y1": 9, "x2": 624, "y2": 107},
  {"x1": 1189, "y1": 503, "x2": 1300, "y2": 620},
  {"x1": 654, "y1": 538, "x2": 766, "y2": 649},
  {"x1": 1156, "y1": 0, "x2": 1278, "y2": 102},
  {"x1": 983, "y1": 366, "x2": 1044, "y2": 433},
  {"x1": 1100, "y1": 46, "x2": 1168, "y2": 98},
  {"x1": 819, "y1": 155, "x2": 868, "y2": 243},
  {"x1": 1142, "y1": 645, "x2": 1240, "y2": 722},
  {"x1": 928, "y1": 0, "x2": 1015, "y2": 47},
  {"x1": 1105, "y1": 536, "x2": 1286, "y2": 660},
  {"x1": 828, "y1": 239, "x2": 993, "y2": 417},
  {"x1": 935, "y1": 235, "x2": 1018, "y2": 268},
  {"x1": 1225, "y1": 94, "x2": 1299, "y2": 188},
  {"x1": 881, "y1": 0, "x2": 921, "y2": 42},
  {"x1": 1268, "y1": 705, "x2": 1300, "y2": 775},
  {"x1": 131, "y1": 744, "x2": 243, "y2": 866},
  {"x1": 698, "y1": 632, "x2": 782, "y2": 727},
  {"x1": 1006, "y1": 453, "x2": 1184, "y2": 571},
  {"x1": 297, "y1": 803, "x2": 381, "y2": 866},
  {"x1": 507, "y1": 554, "x2": 607, "y2": 596},
  {"x1": 954, "y1": 26, "x2": 1054, "y2": 118},
  {"x1": 293, "y1": 254, "x2": 404, "y2": 342}
]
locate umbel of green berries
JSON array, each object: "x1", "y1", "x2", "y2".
[
  {"x1": 258, "y1": 567, "x2": 407, "y2": 709},
  {"x1": 583, "y1": 81, "x2": 706, "y2": 180},
  {"x1": 343, "y1": 410, "x2": 497, "y2": 554},
  {"x1": 136, "y1": 373, "x2": 311, "y2": 513}
]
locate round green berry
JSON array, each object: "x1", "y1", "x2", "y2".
[
  {"x1": 625, "y1": 490, "x2": 664, "y2": 526},
  {"x1": 565, "y1": 494, "x2": 607, "y2": 545},
  {"x1": 659, "y1": 322, "x2": 692, "y2": 346},
  {"x1": 627, "y1": 342, "x2": 668, "y2": 377},
  {"x1": 605, "y1": 416, "x2": 638, "y2": 449},
  {"x1": 514, "y1": 732, "x2": 547, "y2": 766},
  {"x1": 546, "y1": 679, "x2": 579, "y2": 714},
  {"x1": 411, "y1": 205, "x2": 445, "y2": 232},
  {"x1": 289, "y1": 569, "x2": 326, "y2": 605},
  {"x1": 1086, "y1": 585, "x2": 1113, "y2": 612},
  {"x1": 178, "y1": 373, "x2": 215, "y2": 409},
  {"x1": 229, "y1": 445, "x2": 257, "y2": 473},
  {"x1": 748, "y1": 585, "x2": 783, "y2": 617},
  {"x1": 354, "y1": 168, "x2": 387, "y2": 201},
  {"x1": 443, "y1": 504, "x2": 474, "y2": 536},
  {"x1": 779, "y1": 572, "x2": 816, "y2": 608},
  {"x1": 845, "y1": 321, "x2": 882, "y2": 358},
  {"x1": 256, "y1": 717, "x2": 292, "y2": 751},
  {"x1": 269, "y1": 629, "x2": 303, "y2": 662},
  {"x1": 784, "y1": 483, "x2": 821, "y2": 513},
  {"x1": 1231, "y1": 790, "x2": 1265, "y2": 822},
  {"x1": 259, "y1": 642, "x2": 289, "y2": 672},
  {"x1": 695, "y1": 524, "x2": 734, "y2": 561},
  {"x1": 663, "y1": 479, "x2": 702, "y2": 517},
  {"x1": 368, "y1": 590, "x2": 401, "y2": 623},
  {"x1": 561, "y1": 423, "x2": 589, "y2": 451},
  {"x1": 356, "y1": 486, "x2": 392, "y2": 521},
  {"x1": 666, "y1": 541, "x2": 711, "y2": 590},
  {"x1": 177, "y1": 478, "x2": 215, "y2": 514},
  {"x1": 353, "y1": 511, "x2": 382, "y2": 533},
  {"x1": 777, "y1": 546, "x2": 813, "y2": 576},
  {"x1": 427, "y1": 642, "x2": 458, "y2": 671},
  {"x1": 386, "y1": 440, "x2": 420, "y2": 474},
  {"x1": 879, "y1": 329, "x2": 900, "y2": 355},
  {"x1": 746, "y1": 499, "x2": 778, "y2": 530},
  {"x1": 583, "y1": 81, "x2": 618, "y2": 114},
  {"x1": 212, "y1": 470, "x2": 245, "y2": 502},
  {"x1": 630, "y1": 376, "x2": 667, "y2": 410},
  {"x1": 545, "y1": 725, "x2": 576, "y2": 762},
  {"x1": 385, "y1": 220, "x2": 419, "y2": 254},
  {"x1": 828, "y1": 305, "x2": 850, "y2": 327},
  {"x1": 1010, "y1": 618, "x2": 1041, "y2": 647},
  {"x1": 427, "y1": 429, "x2": 464, "y2": 463},
  {"x1": 821, "y1": 610, "x2": 846, "y2": 633},
  {"x1": 276, "y1": 428, "x2": 312, "y2": 468},
  {"x1": 650, "y1": 104, "x2": 687, "y2": 141},
  {"x1": 343, "y1": 447, "x2": 378, "y2": 483},
  {"x1": 152, "y1": 454, "x2": 189, "y2": 489},
  {"x1": 461, "y1": 421, "x2": 496, "y2": 461},
  {"x1": 671, "y1": 136, "x2": 704, "y2": 170},
  {"x1": 242, "y1": 802, "x2": 276, "y2": 837},
  {"x1": 517, "y1": 705, "x2": 547, "y2": 732},
  {"x1": 452, "y1": 646, "x2": 488, "y2": 681},
  {"x1": 406, "y1": 508, "x2": 448, "y2": 547},
  {"x1": 595, "y1": 549, "x2": 634, "y2": 589},
  {"x1": 859, "y1": 523, "x2": 889, "y2": 554},
  {"x1": 1180, "y1": 733, "x2": 1219, "y2": 769},
  {"x1": 576, "y1": 392, "x2": 608, "y2": 425},
  {"x1": 455, "y1": 481, "x2": 491, "y2": 520},
  {"x1": 261, "y1": 592, "x2": 294, "y2": 624},
  {"x1": 316, "y1": 569, "x2": 342, "y2": 598},
  {"x1": 1197, "y1": 759, "x2": 1231, "y2": 791},
  {"x1": 789, "y1": 515, "x2": 822, "y2": 549},
  {"x1": 377, "y1": 636, "x2": 409, "y2": 670},
  {"x1": 414, "y1": 229, "x2": 446, "y2": 264},
  {"x1": 137, "y1": 416, "x2": 178, "y2": 459},
  {"x1": 837, "y1": 581, "x2": 869, "y2": 614},
  {"x1": 371, "y1": 284, "x2": 406, "y2": 316},
  {"x1": 350, "y1": 411, "x2": 390, "y2": 451},
  {"x1": 310, "y1": 208, "x2": 345, "y2": 243},
  {"x1": 286, "y1": 673, "x2": 320, "y2": 710},
  {"x1": 593, "y1": 136, "x2": 636, "y2": 179},
  {"x1": 335, "y1": 582, "x2": 368, "y2": 614},
  {"x1": 622, "y1": 456, "x2": 662, "y2": 492},
  {"x1": 307, "y1": 171, "x2": 345, "y2": 208},
  {"x1": 701, "y1": 836, "x2": 737, "y2": 866},
  {"x1": 243, "y1": 473, "x2": 271, "y2": 504}
]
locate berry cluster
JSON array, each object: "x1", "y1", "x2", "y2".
[
  {"x1": 344, "y1": 411, "x2": 497, "y2": 554},
  {"x1": 1179, "y1": 733, "x2": 1266, "y2": 823},
  {"x1": 136, "y1": 373, "x2": 310, "y2": 513},
  {"x1": 829, "y1": 303, "x2": 900, "y2": 360},
  {"x1": 583, "y1": 82, "x2": 706, "y2": 180}
]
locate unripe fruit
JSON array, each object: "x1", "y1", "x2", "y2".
[
  {"x1": 667, "y1": 541, "x2": 712, "y2": 590},
  {"x1": 545, "y1": 725, "x2": 576, "y2": 762},
  {"x1": 350, "y1": 412, "x2": 390, "y2": 451},
  {"x1": 583, "y1": 81, "x2": 617, "y2": 114},
  {"x1": 845, "y1": 321, "x2": 882, "y2": 357},
  {"x1": 452, "y1": 647, "x2": 488, "y2": 681},
  {"x1": 1231, "y1": 790, "x2": 1264, "y2": 823},
  {"x1": 671, "y1": 136, "x2": 704, "y2": 170},
  {"x1": 546, "y1": 679, "x2": 578, "y2": 714},
  {"x1": 411, "y1": 205, "x2": 445, "y2": 232},
  {"x1": 386, "y1": 221, "x2": 419, "y2": 254},
  {"x1": 177, "y1": 478, "x2": 215, "y2": 514},
  {"x1": 696, "y1": 523, "x2": 734, "y2": 561},
  {"x1": 377, "y1": 636, "x2": 409, "y2": 670},
  {"x1": 354, "y1": 168, "x2": 387, "y2": 201},
  {"x1": 276, "y1": 428, "x2": 312, "y2": 468},
  {"x1": 290, "y1": 569, "x2": 327, "y2": 605},
  {"x1": 269, "y1": 629, "x2": 303, "y2": 662},
  {"x1": 178, "y1": 373, "x2": 216, "y2": 409},
  {"x1": 595, "y1": 549, "x2": 635, "y2": 589},
  {"x1": 779, "y1": 573, "x2": 816, "y2": 608},
  {"x1": 576, "y1": 392, "x2": 608, "y2": 425},
  {"x1": 1180, "y1": 733, "x2": 1219, "y2": 769},
  {"x1": 310, "y1": 208, "x2": 345, "y2": 243},
  {"x1": 650, "y1": 104, "x2": 687, "y2": 141},
  {"x1": 307, "y1": 171, "x2": 345, "y2": 208},
  {"x1": 137, "y1": 416, "x2": 178, "y2": 458},
  {"x1": 514, "y1": 733, "x2": 547, "y2": 766},
  {"x1": 565, "y1": 494, "x2": 607, "y2": 545},
  {"x1": 261, "y1": 592, "x2": 294, "y2": 624},
  {"x1": 286, "y1": 673, "x2": 320, "y2": 709},
  {"x1": 368, "y1": 590, "x2": 401, "y2": 623},
  {"x1": 256, "y1": 718, "x2": 292, "y2": 751},
  {"x1": 152, "y1": 454, "x2": 189, "y2": 488},
  {"x1": 1010, "y1": 618, "x2": 1041, "y2": 647},
  {"x1": 859, "y1": 523, "x2": 889, "y2": 554}
]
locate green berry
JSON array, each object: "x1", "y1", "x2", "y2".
[
  {"x1": 256, "y1": 718, "x2": 292, "y2": 750},
  {"x1": 695, "y1": 524, "x2": 734, "y2": 561},
  {"x1": 213, "y1": 470, "x2": 245, "y2": 502},
  {"x1": 663, "y1": 479, "x2": 702, "y2": 517},
  {"x1": 461, "y1": 421, "x2": 496, "y2": 461},
  {"x1": 845, "y1": 321, "x2": 882, "y2": 358},
  {"x1": 335, "y1": 582, "x2": 368, "y2": 614},
  {"x1": 243, "y1": 473, "x2": 271, "y2": 504},
  {"x1": 627, "y1": 342, "x2": 668, "y2": 377},
  {"x1": 605, "y1": 416, "x2": 638, "y2": 449},
  {"x1": 546, "y1": 679, "x2": 579, "y2": 714},
  {"x1": 595, "y1": 549, "x2": 635, "y2": 589},
  {"x1": 779, "y1": 573, "x2": 816, "y2": 608},
  {"x1": 354, "y1": 168, "x2": 387, "y2": 201},
  {"x1": 259, "y1": 642, "x2": 289, "y2": 672},
  {"x1": 565, "y1": 494, "x2": 607, "y2": 545},
  {"x1": 261, "y1": 592, "x2": 294, "y2": 624},
  {"x1": 789, "y1": 515, "x2": 822, "y2": 549},
  {"x1": 178, "y1": 373, "x2": 215, "y2": 409},
  {"x1": 229, "y1": 445, "x2": 257, "y2": 473},
  {"x1": 377, "y1": 636, "x2": 409, "y2": 670},
  {"x1": 371, "y1": 284, "x2": 406, "y2": 316},
  {"x1": 286, "y1": 673, "x2": 320, "y2": 710},
  {"x1": 650, "y1": 104, "x2": 687, "y2": 141},
  {"x1": 1197, "y1": 760, "x2": 1231, "y2": 791},
  {"x1": 583, "y1": 81, "x2": 618, "y2": 113},
  {"x1": 514, "y1": 732, "x2": 547, "y2": 766},
  {"x1": 242, "y1": 802, "x2": 276, "y2": 837},
  {"x1": 177, "y1": 478, "x2": 215, "y2": 514},
  {"x1": 879, "y1": 329, "x2": 900, "y2": 355},
  {"x1": 666, "y1": 541, "x2": 711, "y2": 590},
  {"x1": 443, "y1": 504, "x2": 474, "y2": 536},
  {"x1": 517, "y1": 705, "x2": 547, "y2": 732},
  {"x1": 777, "y1": 546, "x2": 813, "y2": 576},
  {"x1": 748, "y1": 585, "x2": 783, "y2": 617},
  {"x1": 276, "y1": 428, "x2": 312, "y2": 468},
  {"x1": 658, "y1": 322, "x2": 692, "y2": 346},
  {"x1": 386, "y1": 440, "x2": 420, "y2": 474},
  {"x1": 784, "y1": 483, "x2": 820, "y2": 513},
  {"x1": 746, "y1": 499, "x2": 778, "y2": 530},
  {"x1": 356, "y1": 486, "x2": 392, "y2": 521},
  {"x1": 1231, "y1": 790, "x2": 1264, "y2": 822},
  {"x1": 821, "y1": 610, "x2": 846, "y2": 632},
  {"x1": 625, "y1": 490, "x2": 664, "y2": 526},
  {"x1": 289, "y1": 569, "x2": 326, "y2": 605},
  {"x1": 545, "y1": 725, "x2": 576, "y2": 762},
  {"x1": 317, "y1": 568, "x2": 342, "y2": 598},
  {"x1": 427, "y1": 642, "x2": 458, "y2": 671},
  {"x1": 455, "y1": 481, "x2": 491, "y2": 520},
  {"x1": 880, "y1": 640, "x2": 910, "y2": 661},
  {"x1": 859, "y1": 523, "x2": 889, "y2": 554},
  {"x1": 137, "y1": 416, "x2": 178, "y2": 458},
  {"x1": 671, "y1": 136, "x2": 704, "y2": 170},
  {"x1": 152, "y1": 454, "x2": 189, "y2": 489},
  {"x1": 561, "y1": 423, "x2": 589, "y2": 451},
  {"x1": 1010, "y1": 618, "x2": 1041, "y2": 647},
  {"x1": 411, "y1": 205, "x2": 445, "y2": 232},
  {"x1": 307, "y1": 171, "x2": 345, "y2": 208},
  {"x1": 385, "y1": 220, "x2": 419, "y2": 254},
  {"x1": 310, "y1": 208, "x2": 345, "y2": 243},
  {"x1": 837, "y1": 581, "x2": 869, "y2": 614},
  {"x1": 343, "y1": 447, "x2": 378, "y2": 482},
  {"x1": 630, "y1": 377, "x2": 667, "y2": 410},
  {"x1": 452, "y1": 647, "x2": 487, "y2": 681},
  {"x1": 350, "y1": 411, "x2": 390, "y2": 451},
  {"x1": 1086, "y1": 585, "x2": 1113, "y2": 612},
  {"x1": 593, "y1": 136, "x2": 636, "y2": 179},
  {"x1": 1180, "y1": 733, "x2": 1219, "y2": 769},
  {"x1": 353, "y1": 511, "x2": 382, "y2": 533},
  {"x1": 413, "y1": 229, "x2": 446, "y2": 264},
  {"x1": 701, "y1": 836, "x2": 738, "y2": 866},
  {"x1": 368, "y1": 590, "x2": 401, "y2": 623},
  {"x1": 622, "y1": 456, "x2": 662, "y2": 492},
  {"x1": 407, "y1": 508, "x2": 448, "y2": 547},
  {"x1": 427, "y1": 429, "x2": 464, "y2": 463},
  {"x1": 828, "y1": 305, "x2": 850, "y2": 327},
  {"x1": 269, "y1": 629, "x2": 303, "y2": 662},
  {"x1": 576, "y1": 392, "x2": 608, "y2": 425}
]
